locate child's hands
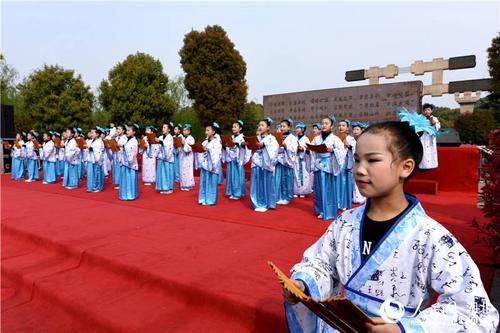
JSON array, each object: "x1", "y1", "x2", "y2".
[
  {"x1": 366, "y1": 318, "x2": 402, "y2": 333},
  {"x1": 282, "y1": 279, "x2": 305, "y2": 305}
]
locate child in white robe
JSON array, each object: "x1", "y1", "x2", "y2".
[
  {"x1": 179, "y1": 123, "x2": 195, "y2": 191},
  {"x1": 283, "y1": 121, "x2": 498, "y2": 333},
  {"x1": 293, "y1": 122, "x2": 313, "y2": 197},
  {"x1": 141, "y1": 125, "x2": 160, "y2": 185},
  {"x1": 419, "y1": 103, "x2": 440, "y2": 170}
]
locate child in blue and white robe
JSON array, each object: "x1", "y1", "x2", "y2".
[
  {"x1": 25, "y1": 131, "x2": 40, "y2": 182},
  {"x1": 41, "y1": 133, "x2": 57, "y2": 184},
  {"x1": 86, "y1": 129, "x2": 105, "y2": 192},
  {"x1": 173, "y1": 124, "x2": 183, "y2": 182},
  {"x1": 155, "y1": 123, "x2": 175, "y2": 194},
  {"x1": 275, "y1": 119, "x2": 298, "y2": 205},
  {"x1": 350, "y1": 121, "x2": 368, "y2": 204},
  {"x1": 63, "y1": 129, "x2": 81, "y2": 189},
  {"x1": 179, "y1": 124, "x2": 195, "y2": 191},
  {"x1": 250, "y1": 119, "x2": 279, "y2": 212},
  {"x1": 141, "y1": 126, "x2": 160, "y2": 185},
  {"x1": 309, "y1": 117, "x2": 345, "y2": 220},
  {"x1": 293, "y1": 122, "x2": 313, "y2": 197},
  {"x1": 285, "y1": 194, "x2": 499, "y2": 333},
  {"x1": 53, "y1": 132, "x2": 65, "y2": 176},
  {"x1": 73, "y1": 129, "x2": 85, "y2": 179},
  {"x1": 197, "y1": 125, "x2": 223, "y2": 205},
  {"x1": 225, "y1": 120, "x2": 251, "y2": 200},
  {"x1": 83, "y1": 132, "x2": 92, "y2": 180},
  {"x1": 112, "y1": 126, "x2": 128, "y2": 188},
  {"x1": 213, "y1": 124, "x2": 224, "y2": 185},
  {"x1": 119, "y1": 126, "x2": 139, "y2": 200},
  {"x1": 335, "y1": 120, "x2": 356, "y2": 210},
  {"x1": 100, "y1": 130, "x2": 111, "y2": 178},
  {"x1": 10, "y1": 133, "x2": 26, "y2": 180},
  {"x1": 285, "y1": 121, "x2": 498, "y2": 333}
]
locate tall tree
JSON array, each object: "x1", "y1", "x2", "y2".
[
  {"x1": 487, "y1": 33, "x2": 500, "y2": 94},
  {"x1": 179, "y1": 25, "x2": 248, "y2": 131},
  {"x1": 0, "y1": 54, "x2": 19, "y2": 105},
  {"x1": 0, "y1": 54, "x2": 29, "y2": 131},
  {"x1": 99, "y1": 52, "x2": 177, "y2": 128},
  {"x1": 17, "y1": 64, "x2": 93, "y2": 131},
  {"x1": 240, "y1": 101, "x2": 263, "y2": 132},
  {"x1": 167, "y1": 75, "x2": 192, "y2": 110}
]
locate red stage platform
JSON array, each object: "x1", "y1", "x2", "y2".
[
  {"x1": 404, "y1": 145, "x2": 479, "y2": 194},
  {"x1": 1, "y1": 165, "x2": 494, "y2": 332}
]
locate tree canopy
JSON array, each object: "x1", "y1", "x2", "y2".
[
  {"x1": 179, "y1": 25, "x2": 248, "y2": 131},
  {"x1": 99, "y1": 52, "x2": 177, "y2": 129},
  {"x1": 17, "y1": 64, "x2": 94, "y2": 132},
  {"x1": 487, "y1": 33, "x2": 500, "y2": 94}
]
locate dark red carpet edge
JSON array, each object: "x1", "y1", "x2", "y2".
[{"x1": 1, "y1": 173, "x2": 495, "y2": 333}]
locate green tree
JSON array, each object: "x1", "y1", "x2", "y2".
[
  {"x1": 17, "y1": 64, "x2": 94, "y2": 132},
  {"x1": 432, "y1": 106, "x2": 460, "y2": 128},
  {"x1": 91, "y1": 94, "x2": 111, "y2": 127},
  {"x1": 179, "y1": 25, "x2": 248, "y2": 131},
  {"x1": 171, "y1": 106, "x2": 203, "y2": 139},
  {"x1": 167, "y1": 75, "x2": 192, "y2": 110},
  {"x1": 487, "y1": 32, "x2": 500, "y2": 94},
  {"x1": 0, "y1": 54, "x2": 19, "y2": 105},
  {"x1": 454, "y1": 111, "x2": 495, "y2": 145},
  {"x1": 0, "y1": 54, "x2": 28, "y2": 132},
  {"x1": 240, "y1": 101, "x2": 263, "y2": 132},
  {"x1": 99, "y1": 52, "x2": 177, "y2": 128}
]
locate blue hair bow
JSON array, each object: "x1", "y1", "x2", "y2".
[
  {"x1": 398, "y1": 108, "x2": 437, "y2": 136},
  {"x1": 295, "y1": 122, "x2": 306, "y2": 129}
]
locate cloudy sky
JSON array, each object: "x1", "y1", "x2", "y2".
[{"x1": 2, "y1": 1, "x2": 499, "y2": 107}]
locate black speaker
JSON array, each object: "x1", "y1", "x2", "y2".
[
  {"x1": 1, "y1": 104, "x2": 16, "y2": 138},
  {"x1": 437, "y1": 128, "x2": 461, "y2": 147}
]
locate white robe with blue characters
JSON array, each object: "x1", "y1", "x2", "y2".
[
  {"x1": 179, "y1": 135, "x2": 195, "y2": 189},
  {"x1": 294, "y1": 135, "x2": 313, "y2": 195},
  {"x1": 286, "y1": 194, "x2": 499, "y2": 333}
]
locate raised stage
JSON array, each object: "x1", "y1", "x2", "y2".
[{"x1": 1, "y1": 146, "x2": 495, "y2": 332}]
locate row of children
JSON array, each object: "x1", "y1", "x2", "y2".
[{"x1": 8, "y1": 117, "x2": 370, "y2": 216}]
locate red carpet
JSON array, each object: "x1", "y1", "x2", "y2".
[{"x1": 1, "y1": 171, "x2": 495, "y2": 333}]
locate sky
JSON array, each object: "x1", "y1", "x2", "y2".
[{"x1": 2, "y1": 1, "x2": 499, "y2": 108}]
